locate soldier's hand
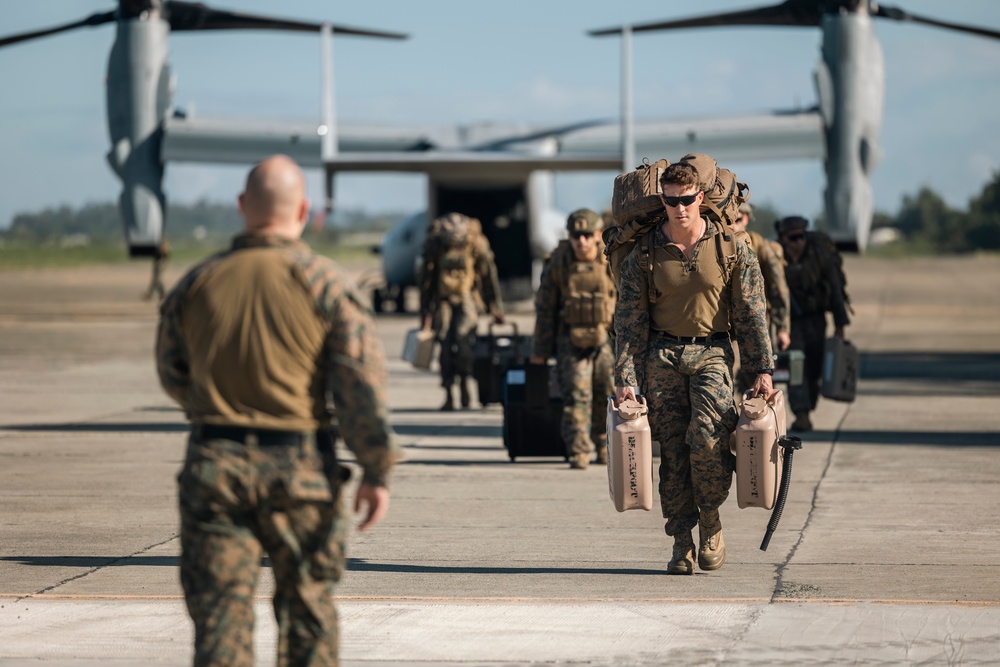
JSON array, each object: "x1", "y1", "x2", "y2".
[
  {"x1": 615, "y1": 386, "x2": 637, "y2": 404},
  {"x1": 354, "y1": 483, "x2": 390, "y2": 532},
  {"x1": 421, "y1": 315, "x2": 432, "y2": 330},
  {"x1": 777, "y1": 331, "x2": 791, "y2": 351},
  {"x1": 493, "y1": 313, "x2": 505, "y2": 325},
  {"x1": 834, "y1": 326, "x2": 846, "y2": 339},
  {"x1": 750, "y1": 374, "x2": 775, "y2": 401},
  {"x1": 529, "y1": 356, "x2": 548, "y2": 365}
]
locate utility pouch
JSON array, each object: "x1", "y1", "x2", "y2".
[{"x1": 569, "y1": 325, "x2": 607, "y2": 349}]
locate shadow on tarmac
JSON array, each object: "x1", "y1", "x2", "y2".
[
  {"x1": 805, "y1": 430, "x2": 999, "y2": 447},
  {"x1": 346, "y1": 559, "x2": 663, "y2": 576},
  {"x1": 860, "y1": 351, "x2": 1000, "y2": 394},
  {"x1": 1, "y1": 555, "x2": 179, "y2": 567},
  {"x1": 392, "y1": 424, "x2": 501, "y2": 438},
  {"x1": 1, "y1": 422, "x2": 187, "y2": 433}
]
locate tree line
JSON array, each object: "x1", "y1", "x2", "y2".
[
  {"x1": 3, "y1": 170, "x2": 999, "y2": 252},
  {"x1": 0, "y1": 201, "x2": 406, "y2": 246}
]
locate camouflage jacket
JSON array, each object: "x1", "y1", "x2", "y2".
[
  {"x1": 156, "y1": 233, "x2": 397, "y2": 487},
  {"x1": 746, "y1": 230, "x2": 791, "y2": 334},
  {"x1": 418, "y1": 233, "x2": 503, "y2": 319},
  {"x1": 532, "y1": 240, "x2": 616, "y2": 358},
  {"x1": 614, "y1": 223, "x2": 772, "y2": 389}
]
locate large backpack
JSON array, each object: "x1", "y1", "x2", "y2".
[
  {"x1": 603, "y1": 155, "x2": 745, "y2": 294},
  {"x1": 808, "y1": 230, "x2": 852, "y2": 313}
]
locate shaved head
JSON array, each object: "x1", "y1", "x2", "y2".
[{"x1": 239, "y1": 154, "x2": 310, "y2": 238}]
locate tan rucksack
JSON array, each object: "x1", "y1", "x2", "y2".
[
  {"x1": 609, "y1": 158, "x2": 671, "y2": 227},
  {"x1": 603, "y1": 154, "x2": 744, "y2": 292},
  {"x1": 679, "y1": 153, "x2": 750, "y2": 227}
]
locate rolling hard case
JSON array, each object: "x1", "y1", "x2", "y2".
[
  {"x1": 821, "y1": 337, "x2": 859, "y2": 402},
  {"x1": 402, "y1": 328, "x2": 435, "y2": 370},
  {"x1": 473, "y1": 322, "x2": 532, "y2": 406},
  {"x1": 502, "y1": 363, "x2": 566, "y2": 462}
]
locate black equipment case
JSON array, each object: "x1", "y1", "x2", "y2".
[
  {"x1": 502, "y1": 362, "x2": 567, "y2": 462},
  {"x1": 473, "y1": 322, "x2": 532, "y2": 406}
]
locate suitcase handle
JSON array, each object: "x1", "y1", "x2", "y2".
[{"x1": 487, "y1": 321, "x2": 524, "y2": 363}]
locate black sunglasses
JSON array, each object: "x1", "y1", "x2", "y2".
[
  {"x1": 784, "y1": 233, "x2": 806, "y2": 242},
  {"x1": 569, "y1": 231, "x2": 593, "y2": 240},
  {"x1": 661, "y1": 193, "x2": 699, "y2": 207}
]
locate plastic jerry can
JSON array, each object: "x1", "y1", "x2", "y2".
[
  {"x1": 402, "y1": 328, "x2": 435, "y2": 370},
  {"x1": 732, "y1": 390, "x2": 787, "y2": 510},
  {"x1": 606, "y1": 397, "x2": 654, "y2": 512}
]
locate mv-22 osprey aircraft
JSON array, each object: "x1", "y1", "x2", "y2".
[{"x1": 2, "y1": 1, "x2": 998, "y2": 311}]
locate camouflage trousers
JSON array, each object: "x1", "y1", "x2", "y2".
[
  {"x1": 644, "y1": 339, "x2": 738, "y2": 536},
  {"x1": 178, "y1": 431, "x2": 348, "y2": 667},
  {"x1": 433, "y1": 297, "x2": 478, "y2": 387},
  {"x1": 557, "y1": 337, "x2": 615, "y2": 456},
  {"x1": 789, "y1": 313, "x2": 827, "y2": 415}
]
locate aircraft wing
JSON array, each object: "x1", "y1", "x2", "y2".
[{"x1": 161, "y1": 109, "x2": 824, "y2": 175}]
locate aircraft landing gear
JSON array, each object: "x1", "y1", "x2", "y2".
[{"x1": 372, "y1": 285, "x2": 409, "y2": 314}]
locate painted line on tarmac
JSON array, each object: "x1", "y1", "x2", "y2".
[{"x1": 2, "y1": 593, "x2": 998, "y2": 606}]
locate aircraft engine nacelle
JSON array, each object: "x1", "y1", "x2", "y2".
[
  {"x1": 105, "y1": 15, "x2": 171, "y2": 256},
  {"x1": 819, "y1": 8, "x2": 885, "y2": 251}
]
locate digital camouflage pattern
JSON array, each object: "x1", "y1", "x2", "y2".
[
  {"x1": 534, "y1": 240, "x2": 616, "y2": 458},
  {"x1": 419, "y1": 220, "x2": 504, "y2": 388},
  {"x1": 614, "y1": 222, "x2": 770, "y2": 536},
  {"x1": 745, "y1": 230, "x2": 790, "y2": 337},
  {"x1": 734, "y1": 230, "x2": 790, "y2": 393},
  {"x1": 157, "y1": 233, "x2": 397, "y2": 667},
  {"x1": 647, "y1": 340, "x2": 738, "y2": 535},
  {"x1": 179, "y1": 435, "x2": 348, "y2": 667},
  {"x1": 556, "y1": 337, "x2": 615, "y2": 457},
  {"x1": 157, "y1": 234, "x2": 396, "y2": 486}
]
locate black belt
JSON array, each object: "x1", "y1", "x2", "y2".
[
  {"x1": 197, "y1": 424, "x2": 309, "y2": 447},
  {"x1": 657, "y1": 331, "x2": 730, "y2": 344}
]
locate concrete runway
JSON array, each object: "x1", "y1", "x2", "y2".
[{"x1": 1, "y1": 254, "x2": 999, "y2": 666}]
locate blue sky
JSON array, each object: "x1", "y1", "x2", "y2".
[{"x1": 0, "y1": 1, "x2": 998, "y2": 229}]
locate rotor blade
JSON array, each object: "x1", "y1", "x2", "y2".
[
  {"x1": 0, "y1": 11, "x2": 116, "y2": 49},
  {"x1": 588, "y1": 0, "x2": 822, "y2": 37},
  {"x1": 874, "y1": 4, "x2": 1000, "y2": 41},
  {"x1": 474, "y1": 119, "x2": 615, "y2": 151},
  {"x1": 166, "y1": 1, "x2": 407, "y2": 39}
]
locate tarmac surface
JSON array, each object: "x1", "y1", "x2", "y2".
[{"x1": 1, "y1": 253, "x2": 999, "y2": 666}]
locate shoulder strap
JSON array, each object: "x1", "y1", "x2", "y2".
[
  {"x1": 639, "y1": 229, "x2": 658, "y2": 305},
  {"x1": 713, "y1": 221, "x2": 738, "y2": 284}
]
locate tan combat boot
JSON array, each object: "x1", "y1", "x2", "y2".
[
  {"x1": 569, "y1": 453, "x2": 589, "y2": 470},
  {"x1": 594, "y1": 445, "x2": 608, "y2": 465},
  {"x1": 791, "y1": 412, "x2": 813, "y2": 432},
  {"x1": 698, "y1": 509, "x2": 726, "y2": 571},
  {"x1": 667, "y1": 532, "x2": 695, "y2": 575}
]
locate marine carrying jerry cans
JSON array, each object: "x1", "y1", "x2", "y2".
[
  {"x1": 606, "y1": 397, "x2": 654, "y2": 512},
  {"x1": 821, "y1": 337, "x2": 859, "y2": 402},
  {"x1": 402, "y1": 328, "x2": 435, "y2": 370},
  {"x1": 733, "y1": 390, "x2": 786, "y2": 510}
]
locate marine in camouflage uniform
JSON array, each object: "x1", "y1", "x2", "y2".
[
  {"x1": 531, "y1": 209, "x2": 617, "y2": 470},
  {"x1": 732, "y1": 202, "x2": 791, "y2": 394},
  {"x1": 419, "y1": 212, "x2": 504, "y2": 410},
  {"x1": 157, "y1": 155, "x2": 397, "y2": 667},
  {"x1": 776, "y1": 215, "x2": 851, "y2": 432},
  {"x1": 615, "y1": 162, "x2": 773, "y2": 575}
]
